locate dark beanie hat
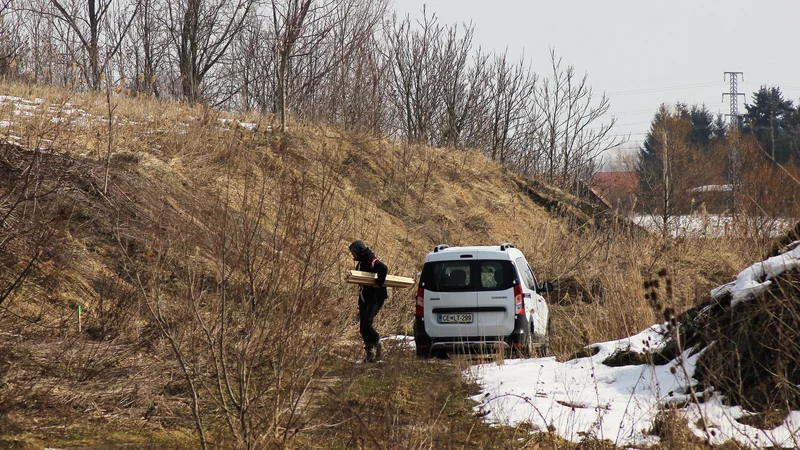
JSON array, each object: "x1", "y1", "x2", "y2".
[{"x1": 349, "y1": 240, "x2": 368, "y2": 254}]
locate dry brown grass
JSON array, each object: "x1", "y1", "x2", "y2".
[
  {"x1": 690, "y1": 269, "x2": 800, "y2": 414},
  {"x1": 0, "y1": 80, "x2": 780, "y2": 448}
]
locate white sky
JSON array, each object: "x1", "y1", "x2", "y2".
[{"x1": 392, "y1": 1, "x2": 800, "y2": 147}]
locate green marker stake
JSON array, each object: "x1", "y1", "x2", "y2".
[{"x1": 78, "y1": 304, "x2": 82, "y2": 332}]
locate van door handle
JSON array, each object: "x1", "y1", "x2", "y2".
[{"x1": 523, "y1": 293, "x2": 531, "y2": 299}]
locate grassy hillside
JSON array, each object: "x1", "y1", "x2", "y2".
[{"x1": 0, "y1": 82, "x2": 765, "y2": 448}]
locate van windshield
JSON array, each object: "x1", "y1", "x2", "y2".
[{"x1": 420, "y1": 260, "x2": 515, "y2": 292}]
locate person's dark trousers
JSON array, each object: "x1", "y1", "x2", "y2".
[{"x1": 359, "y1": 297, "x2": 384, "y2": 349}]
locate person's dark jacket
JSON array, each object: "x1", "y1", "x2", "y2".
[{"x1": 355, "y1": 248, "x2": 388, "y2": 303}]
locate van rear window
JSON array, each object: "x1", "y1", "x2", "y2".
[{"x1": 420, "y1": 260, "x2": 515, "y2": 292}]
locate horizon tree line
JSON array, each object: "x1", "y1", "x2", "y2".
[
  {"x1": 636, "y1": 92, "x2": 800, "y2": 237},
  {"x1": 0, "y1": 0, "x2": 619, "y2": 191}
]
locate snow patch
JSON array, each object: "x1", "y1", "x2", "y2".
[
  {"x1": 691, "y1": 184, "x2": 733, "y2": 192},
  {"x1": 633, "y1": 214, "x2": 792, "y2": 238},
  {"x1": 468, "y1": 248, "x2": 800, "y2": 448},
  {"x1": 381, "y1": 335, "x2": 416, "y2": 350},
  {"x1": 468, "y1": 325, "x2": 800, "y2": 447},
  {"x1": 467, "y1": 326, "x2": 688, "y2": 447},
  {"x1": 711, "y1": 241, "x2": 800, "y2": 307}
]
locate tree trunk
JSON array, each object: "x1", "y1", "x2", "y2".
[
  {"x1": 662, "y1": 127, "x2": 670, "y2": 241},
  {"x1": 180, "y1": 0, "x2": 199, "y2": 104},
  {"x1": 770, "y1": 104, "x2": 775, "y2": 160},
  {"x1": 88, "y1": 0, "x2": 100, "y2": 89},
  {"x1": 278, "y1": 51, "x2": 287, "y2": 131}
]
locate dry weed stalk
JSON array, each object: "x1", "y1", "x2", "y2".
[{"x1": 127, "y1": 134, "x2": 359, "y2": 448}]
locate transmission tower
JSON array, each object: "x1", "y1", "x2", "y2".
[
  {"x1": 722, "y1": 71, "x2": 744, "y2": 219},
  {"x1": 722, "y1": 71, "x2": 745, "y2": 127}
]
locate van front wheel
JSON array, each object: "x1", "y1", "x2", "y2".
[{"x1": 540, "y1": 318, "x2": 552, "y2": 357}]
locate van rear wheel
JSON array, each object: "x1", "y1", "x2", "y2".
[{"x1": 513, "y1": 334, "x2": 533, "y2": 359}]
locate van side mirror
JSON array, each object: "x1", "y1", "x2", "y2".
[{"x1": 537, "y1": 281, "x2": 553, "y2": 294}]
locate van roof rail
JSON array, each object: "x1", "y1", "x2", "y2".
[
  {"x1": 433, "y1": 244, "x2": 450, "y2": 253},
  {"x1": 499, "y1": 242, "x2": 515, "y2": 251}
]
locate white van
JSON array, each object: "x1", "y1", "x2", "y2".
[{"x1": 413, "y1": 243, "x2": 553, "y2": 358}]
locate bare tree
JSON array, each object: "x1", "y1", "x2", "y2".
[
  {"x1": 31, "y1": 0, "x2": 141, "y2": 89},
  {"x1": 485, "y1": 50, "x2": 535, "y2": 163},
  {"x1": 270, "y1": 0, "x2": 337, "y2": 131},
  {"x1": 246, "y1": 16, "x2": 279, "y2": 114},
  {"x1": 0, "y1": 1, "x2": 24, "y2": 78},
  {"x1": 637, "y1": 105, "x2": 712, "y2": 239},
  {"x1": 164, "y1": 0, "x2": 257, "y2": 104},
  {"x1": 125, "y1": 0, "x2": 167, "y2": 96},
  {"x1": 385, "y1": 11, "x2": 443, "y2": 144},
  {"x1": 16, "y1": 0, "x2": 71, "y2": 85},
  {"x1": 290, "y1": 0, "x2": 388, "y2": 130},
  {"x1": 435, "y1": 23, "x2": 489, "y2": 149},
  {"x1": 220, "y1": 13, "x2": 259, "y2": 110},
  {"x1": 531, "y1": 50, "x2": 620, "y2": 189}
]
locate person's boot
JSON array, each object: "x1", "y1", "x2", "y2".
[
  {"x1": 364, "y1": 346, "x2": 376, "y2": 363},
  {"x1": 375, "y1": 342, "x2": 383, "y2": 361}
]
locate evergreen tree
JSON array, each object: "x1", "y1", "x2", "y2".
[
  {"x1": 637, "y1": 105, "x2": 668, "y2": 195},
  {"x1": 638, "y1": 103, "x2": 716, "y2": 196},
  {"x1": 744, "y1": 86, "x2": 796, "y2": 162},
  {"x1": 673, "y1": 103, "x2": 714, "y2": 149},
  {"x1": 711, "y1": 113, "x2": 727, "y2": 140},
  {"x1": 688, "y1": 104, "x2": 714, "y2": 150}
]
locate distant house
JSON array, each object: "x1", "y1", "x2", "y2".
[
  {"x1": 689, "y1": 184, "x2": 732, "y2": 214},
  {"x1": 591, "y1": 171, "x2": 638, "y2": 210}
]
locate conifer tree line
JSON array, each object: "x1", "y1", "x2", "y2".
[
  {"x1": 0, "y1": 0, "x2": 619, "y2": 190},
  {"x1": 636, "y1": 88, "x2": 800, "y2": 227}
]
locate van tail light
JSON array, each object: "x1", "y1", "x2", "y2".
[
  {"x1": 514, "y1": 283, "x2": 524, "y2": 315},
  {"x1": 415, "y1": 287, "x2": 424, "y2": 317}
]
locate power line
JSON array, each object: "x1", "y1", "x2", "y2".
[
  {"x1": 609, "y1": 120, "x2": 653, "y2": 128},
  {"x1": 608, "y1": 82, "x2": 724, "y2": 96},
  {"x1": 610, "y1": 108, "x2": 659, "y2": 116},
  {"x1": 740, "y1": 81, "x2": 800, "y2": 91}
]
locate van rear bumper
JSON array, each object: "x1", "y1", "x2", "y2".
[
  {"x1": 430, "y1": 340, "x2": 510, "y2": 352},
  {"x1": 414, "y1": 314, "x2": 529, "y2": 354}
]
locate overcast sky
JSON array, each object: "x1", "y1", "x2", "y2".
[{"x1": 392, "y1": 0, "x2": 800, "y2": 150}]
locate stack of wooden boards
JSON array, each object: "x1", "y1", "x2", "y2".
[{"x1": 345, "y1": 270, "x2": 416, "y2": 288}]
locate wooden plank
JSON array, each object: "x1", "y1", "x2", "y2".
[{"x1": 345, "y1": 270, "x2": 416, "y2": 288}]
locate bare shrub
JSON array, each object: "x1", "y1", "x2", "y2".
[
  {"x1": 691, "y1": 269, "x2": 800, "y2": 413},
  {"x1": 649, "y1": 407, "x2": 699, "y2": 448},
  {"x1": 130, "y1": 136, "x2": 357, "y2": 448}
]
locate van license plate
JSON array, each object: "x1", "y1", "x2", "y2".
[{"x1": 438, "y1": 313, "x2": 473, "y2": 324}]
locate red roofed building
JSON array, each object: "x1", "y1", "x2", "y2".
[{"x1": 591, "y1": 171, "x2": 638, "y2": 210}]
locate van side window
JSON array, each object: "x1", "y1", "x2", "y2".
[
  {"x1": 515, "y1": 257, "x2": 536, "y2": 290},
  {"x1": 527, "y1": 263, "x2": 540, "y2": 289}
]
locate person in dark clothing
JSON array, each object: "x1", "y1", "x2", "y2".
[{"x1": 349, "y1": 240, "x2": 388, "y2": 362}]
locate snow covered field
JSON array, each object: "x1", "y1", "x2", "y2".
[
  {"x1": 632, "y1": 214, "x2": 793, "y2": 238},
  {"x1": 466, "y1": 328, "x2": 799, "y2": 448},
  {"x1": 0, "y1": 94, "x2": 261, "y2": 148},
  {"x1": 466, "y1": 243, "x2": 800, "y2": 448}
]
